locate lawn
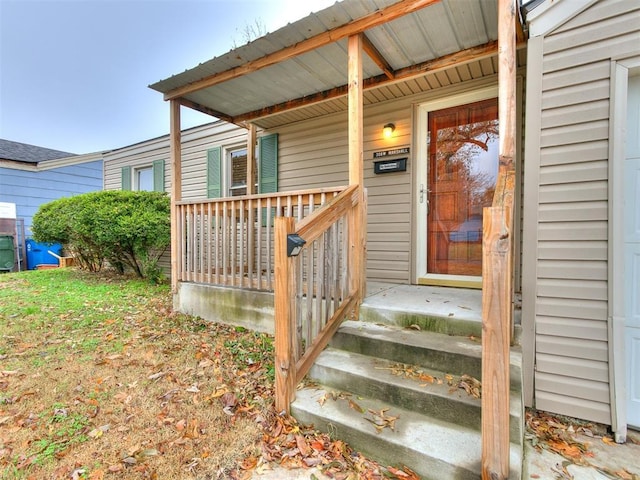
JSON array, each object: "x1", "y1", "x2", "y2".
[{"x1": 0, "y1": 269, "x2": 413, "y2": 480}]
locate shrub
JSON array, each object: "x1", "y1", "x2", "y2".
[{"x1": 32, "y1": 191, "x2": 170, "y2": 279}]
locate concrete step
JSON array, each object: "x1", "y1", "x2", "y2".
[
  {"x1": 291, "y1": 386, "x2": 522, "y2": 480},
  {"x1": 332, "y1": 320, "x2": 523, "y2": 394},
  {"x1": 361, "y1": 284, "x2": 483, "y2": 337},
  {"x1": 309, "y1": 347, "x2": 523, "y2": 444},
  {"x1": 332, "y1": 320, "x2": 483, "y2": 378}
]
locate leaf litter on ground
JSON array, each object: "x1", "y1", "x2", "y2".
[
  {"x1": 0, "y1": 269, "x2": 419, "y2": 480},
  {"x1": 525, "y1": 409, "x2": 639, "y2": 480}
]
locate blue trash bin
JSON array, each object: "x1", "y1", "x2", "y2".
[{"x1": 26, "y1": 239, "x2": 62, "y2": 270}]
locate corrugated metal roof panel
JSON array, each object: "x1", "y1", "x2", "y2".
[{"x1": 150, "y1": 0, "x2": 508, "y2": 124}]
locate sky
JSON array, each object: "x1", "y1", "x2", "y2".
[{"x1": 0, "y1": 0, "x2": 336, "y2": 154}]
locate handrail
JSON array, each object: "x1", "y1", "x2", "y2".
[
  {"x1": 175, "y1": 186, "x2": 349, "y2": 291},
  {"x1": 274, "y1": 185, "x2": 362, "y2": 413},
  {"x1": 175, "y1": 186, "x2": 347, "y2": 206}
]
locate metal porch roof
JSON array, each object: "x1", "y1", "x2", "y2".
[{"x1": 150, "y1": 0, "x2": 517, "y2": 129}]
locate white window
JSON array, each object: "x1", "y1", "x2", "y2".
[
  {"x1": 135, "y1": 166, "x2": 153, "y2": 191},
  {"x1": 228, "y1": 148, "x2": 248, "y2": 197}
]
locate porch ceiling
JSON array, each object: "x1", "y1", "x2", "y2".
[{"x1": 150, "y1": 0, "x2": 524, "y2": 129}]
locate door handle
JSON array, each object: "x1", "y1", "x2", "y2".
[{"x1": 420, "y1": 184, "x2": 429, "y2": 204}]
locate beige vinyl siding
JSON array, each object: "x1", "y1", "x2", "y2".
[
  {"x1": 278, "y1": 105, "x2": 413, "y2": 283},
  {"x1": 104, "y1": 121, "x2": 246, "y2": 198},
  {"x1": 529, "y1": 0, "x2": 640, "y2": 424},
  {"x1": 103, "y1": 121, "x2": 248, "y2": 274}
]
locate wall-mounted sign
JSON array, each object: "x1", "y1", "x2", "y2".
[
  {"x1": 373, "y1": 147, "x2": 410, "y2": 158},
  {"x1": 0, "y1": 202, "x2": 16, "y2": 219},
  {"x1": 373, "y1": 147, "x2": 409, "y2": 158},
  {"x1": 374, "y1": 158, "x2": 407, "y2": 174}
]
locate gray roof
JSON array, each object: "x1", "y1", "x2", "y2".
[
  {"x1": 0, "y1": 139, "x2": 76, "y2": 164},
  {"x1": 150, "y1": 0, "x2": 521, "y2": 129}
]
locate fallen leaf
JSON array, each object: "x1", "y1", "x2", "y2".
[
  {"x1": 88, "y1": 469, "x2": 105, "y2": 480},
  {"x1": 295, "y1": 434, "x2": 310, "y2": 456},
  {"x1": 148, "y1": 371, "x2": 167, "y2": 381},
  {"x1": 348, "y1": 399, "x2": 365, "y2": 413}
]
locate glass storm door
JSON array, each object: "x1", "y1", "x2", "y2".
[{"x1": 427, "y1": 98, "x2": 499, "y2": 277}]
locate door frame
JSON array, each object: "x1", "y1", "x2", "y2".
[
  {"x1": 413, "y1": 85, "x2": 498, "y2": 286},
  {"x1": 609, "y1": 56, "x2": 640, "y2": 442}
]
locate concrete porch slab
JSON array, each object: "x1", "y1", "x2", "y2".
[{"x1": 365, "y1": 282, "x2": 483, "y2": 323}]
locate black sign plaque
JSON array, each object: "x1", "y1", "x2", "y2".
[{"x1": 374, "y1": 157, "x2": 407, "y2": 174}]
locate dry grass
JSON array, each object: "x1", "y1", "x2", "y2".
[{"x1": 0, "y1": 269, "x2": 273, "y2": 479}]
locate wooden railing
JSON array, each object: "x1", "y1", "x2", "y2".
[
  {"x1": 274, "y1": 185, "x2": 362, "y2": 413},
  {"x1": 175, "y1": 186, "x2": 347, "y2": 291}
]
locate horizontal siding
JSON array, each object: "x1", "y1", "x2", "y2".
[
  {"x1": 538, "y1": 201, "x2": 607, "y2": 222},
  {"x1": 104, "y1": 121, "x2": 247, "y2": 199},
  {"x1": 536, "y1": 391, "x2": 610, "y2": 425},
  {"x1": 539, "y1": 140, "x2": 608, "y2": 166},
  {"x1": 538, "y1": 220, "x2": 607, "y2": 241},
  {"x1": 536, "y1": 352, "x2": 609, "y2": 382},
  {"x1": 536, "y1": 372, "x2": 610, "y2": 403},
  {"x1": 541, "y1": 79, "x2": 609, "y2": 111},
  {"x1": 536, "y1": 315, "x2": 608, "y2": 341},
  {"x1": 537, "y1": 279, "x2": 608, "y2": 301},
  {"x1": 537, "y1": 259, "x2": 607, "y2": 280},
  {"x1": 541, "y1": 100, "x2": 609, "y2": 129},
  {"x1": 529, "y1": 0, "x2": 640, "y2": 424},
  {"x1": 0, "y1": 160, "x2": 103, "y2": 233},
  {"x1": 537, "y1": 241, "x2": 607, "y2": 260},
  {"x1": 538, "y1": 180, "x2": 607, "y2": 203},
  {"x1": 538, "y1": 160, "x2": 608, "y2": 184},
  {"x1": 278, "y1": 91, "x2": 419, "y2": 284},
  {"x1": 536, "y1": 297, "x2": 607, "y2": 321},
  {"x1": 537, "y1": 335, "x2": 608, "y2": 362},
  {"x1": 541, "y1": 60, "x2": 610, "y2": 91},
  {"x1": 539, "y1": 119, "x2": 609, "y2": 147}
]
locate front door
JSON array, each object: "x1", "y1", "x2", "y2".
[
  {"x1": 626, "y1": 75, "x2": 640, "y2": 429},
  {"x1": 420, "y1": 97, "x2": 499, "y2": 281}
]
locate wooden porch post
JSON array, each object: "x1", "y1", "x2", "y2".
[
  {"x1": 170, "y1": 100, "x2": 182, "y2": 293},
  {"x1": 348, "y1": 34, "x2": 365, "y2": 305},
  {"x1": 481, "y1": 0, "x2": 516, "y2": 478},
  {"x1": 274, "y1": 216, "x2": 296, "y2": 413}
]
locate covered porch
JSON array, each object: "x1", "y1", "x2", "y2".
[{"x1": 150, "y1": 0, "x2": 522, "y2": 477}]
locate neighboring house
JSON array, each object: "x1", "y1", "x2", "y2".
[
  {"x1": 103, "y1": 0, "x2": 639, "y2": 463},
  {"x1": 0, "y1": 139, "x2": 103, "y2": 236}
]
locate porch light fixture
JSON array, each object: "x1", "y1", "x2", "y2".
[
  {"x1": 383, "y1": 123, "x2": 395, "y2": 139},
  {"x1": 287, "y1": 233, "x2": 306, "y2": 257}
]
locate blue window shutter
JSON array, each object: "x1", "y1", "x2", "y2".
[
  {"x1": 152, "y1": 159, "x2": 165, "y2": 192},
  {"x1": 207, "y1": 147, "x2": 222, "y2": 198},
  {"x1": 121, "y1": 166, "x2": 131, "y2": 191},
  {"x1": 259, "y1": 133, "x2": 278, "y2": 193}
]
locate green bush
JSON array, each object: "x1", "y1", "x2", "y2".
[{"x1": 32, "y1": 191, "x2": 170, "y2": 279}]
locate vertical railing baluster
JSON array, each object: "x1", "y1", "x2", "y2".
[
  {"x1": 207, "y1": 202, "x2": 212, "y2": 284},
  {"x1": 247, "y1": 199, "x2": 254, "y2": 287},
  {"x1": 222, "y1": 201, "x2": 228, "y2": 285},
  {"x1": 257, "y1": 198, "x2": 263, "y2": 290},
  {"x1": 178, "y1": 205, "x2": 185, "y2": 281},
  {"x1": 232, "y1": 200, "x2": 238, "y2": 286},
  {"x1": 266, "y1": 196, "x2": 272, "y2": 291},
  {"x1": 214, "y1": 202, "x2": 220, "y2": 284}
]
